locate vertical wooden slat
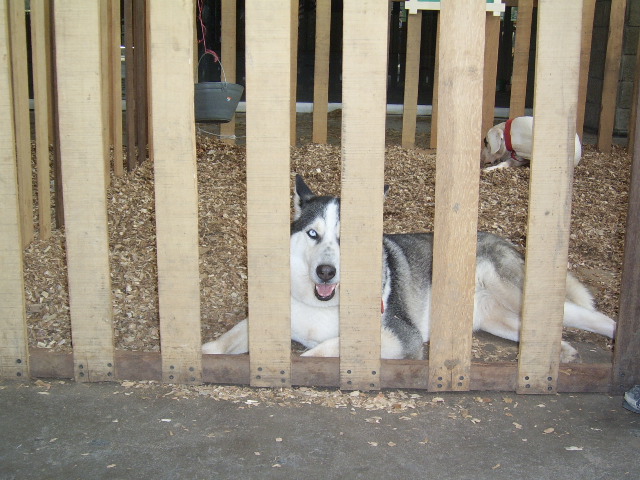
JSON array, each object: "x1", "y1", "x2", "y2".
[
  {"x1": 8, "y1": 0, "x2": 33, "y2": 247},
  {"x1": 110, "y1": 0, "x2": 124, "y2": 176},
  {"x1": 30, "y1": 0, "x2": 52, "y2": 240},
  {"x1": 312, "y1": 0, "x2": 331, "y2": 144},
  {"x1": 148, "y1": 0, "x2": 201, "y2": 384},
  {"x1": 124, "y1": 0, "x2": 137, "y2": 170},
  {"x1": 509, "y1": 0, "x2": 533, "y2": 118},
  {"x1": 219, "y1": 0, "x2": 238, "y2": 144},
  {"x1": 50, "y1": 2, "x2": 64, "y2": 229},
  {"x1": 430, "y1": 14, "x2": 440, "y2": 149},
  {"x1": 290, "y1": 0, "x2": 299, "y2": 146},
  {"x1": 482, "y1": 14, "x2": 500, "y2": 143},
  {"x1": 100, "y1": 0, "x2": 111, "y2": 187},
  {"x1": 517, "y1": 0, "x2": 583, "y2": 394},
  {"x1": 0, "y1": 0, "x2": 28, "y2": 380},
  {"x1": 339, "y1": 0, "x2": 387, "y2": 391},
  {"x1": 54, "y1": 0, "x2": 115, "y2": 382},
  {"x1": 627, "y1": 26, "x2": 640, "y2": 152},
  {"x1": 429, "y1": 0, "x2": 484, "y2": 392},
  {"x1": 597, "y1": 0, "x2": 627, "y2": 153},
  {"x1": 134, "y1": 0, "x2": 148, "y2": 163},
  {"x1": 577, "y1": 0, "x2": 596, "y2": 139},
  {"x1": 612, "y1": 71, "x2": 640, "y2": 392},
  {"x1": 401, "y1": 11, "x2": 422, "y2": 149},
  {"x1": 245, "y1": 0, "x2": 292, "y2": 387}
]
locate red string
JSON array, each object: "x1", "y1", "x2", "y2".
[{"x1": 197, "y1": 0, "x2": 220, "y2": 63}]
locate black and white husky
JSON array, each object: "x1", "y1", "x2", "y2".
[{"x1": 202, "y1": 175, "x2": 615, "y2": 361}]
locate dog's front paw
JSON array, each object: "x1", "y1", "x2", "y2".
[
  {"x1": 202, "y1": 340, "x2": 225, "y2": 355},
  {"x1": 560, "y1": 341, "x2": 581, "y2": 363}
]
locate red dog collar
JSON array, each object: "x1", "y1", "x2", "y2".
[{"x1": 504, "y1": 118, "x2": 519, "y2": 161}]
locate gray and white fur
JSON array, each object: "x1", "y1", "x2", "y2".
[{"x1": 202, "y1": 175, "x2": 615, "y2": 361}]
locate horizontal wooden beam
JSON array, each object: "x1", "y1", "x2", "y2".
[{"x1": 28, "y1": 349, "x2": 612, "y2": 392}]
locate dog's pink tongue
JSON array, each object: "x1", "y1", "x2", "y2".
[{"x1": 316, "y1": 284, "x2": 335, "y2": 297}]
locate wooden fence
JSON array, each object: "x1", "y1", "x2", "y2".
[{"x1": 1, "y1": 0, "x2": 639, "y2": 393}]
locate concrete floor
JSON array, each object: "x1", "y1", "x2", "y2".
[{"x1": 1, "y1": 379, "x2": 639, "y2": 480}]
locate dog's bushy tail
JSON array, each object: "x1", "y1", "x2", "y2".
[{"x1": 565, "y1": 272, "x2": 596, "y2": 310}]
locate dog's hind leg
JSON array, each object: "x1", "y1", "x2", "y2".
[
  {"x1": 202, "y1": 319, "x2": 249, "y2": 354},
  {"x1": 563, "y1": 302, "x2": 616, "y2": 338}
]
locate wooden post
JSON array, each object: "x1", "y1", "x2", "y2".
[
  {"x1": 290, "y1": 0, "x2": 299, "y2": 146},
  {"x1": 245, "y1": 0, "x2": 292, "y2": 387},
  {"x1": 219, "y1": 0, "x2": 238, "y2": 144},
  {"x1": 577, "y1": 0, "x2": 596, "y2": 139},
  {"x1": 30, "y1": 0, "x2": 52, "y2": 240},
  {"x1": 8, "y1": 0, "x2": 33, "y2": 247},
  {"x1": 597, "y1": 0, "x2": 627, "y2": 153},
  {"x1": 124, "y1": 0, "x2": 137, "y2": 169},
  {"x1": 430, "y1": 14, "x2": 440, "y2": 149},
  {"x1": 517, "y1": 0, "x2": 583, "y2": 394},
  {"x1": 54, "y1": 0, "x2": 115, "y2": 382},
  {"x1": 312, "y1": 0, "x2": 331, "y2": 144},
  {"x1": 110, "y1": 0, "x2": 124, "y2": 176},
  {"x1": 134, "y1": 0, "x2": 148, "y2": 163},
  {"x1": 612, "y1": 69, "x2": 640, "y2": 392},
  {"x1": 339, "y1": 0, "x2": 388, "y2": 391},
  {"x1": 429, "y1": 0, "x2": 484, "y2": 392},
  {"x1": 401, "y1": 11, "x2": 422, "y2": 149},
  {"x1": 482, "y1": 13, "x2": 500, "y2": 142},
  {"x1": 0, "y1": 0, "x2": 29, "y2": 380},
  {"x1": 509, "y1": 0, "x2": 533, "y2": 118},
  {"x1": 628, "y1": 27, "x2": 640, "y2": 152},
  {"x1": 148, "y1": 0, "x2": 202, "y2": 384}
]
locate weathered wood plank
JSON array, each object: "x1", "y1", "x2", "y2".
[
  {"x1": 30, "y1": 0, "x2": 52, "y2": 240},
  {"x1": 429, "y1": 0, "x2": 484, "y2": 392},
  {"x1": 509, "y1": 0, "x2": 533, "y2": 118},
  {"x1": 312, "y1": 0, "x2": 331, "y2": 144},
  {"x1": 0, "y1": 0, "x2": 28, "y2": 380},
  {"x1": 482, "y1": 13, "x2": 500, "y2": 142},
  {"x1": 290, "y1": 0, "x2": 299, "y2": 146},
  {"x1": 339, "y1": 0, "x2": 388, "y2": 391},
  {"x1": 245, "y1": 0, "x2": 292, "y2": 387},
  {"x1": 54, "y1": 0, "x2": 115, "y2": 382},
  {"x1": 110, "y1": 0, "x2": 124, "y2": 176},
  {"x1": 149, "y1": 0, "x2": 202, "y2": 384},
  {"x1": 517, "y1": 0, "x2": 583, "y2": 394},
  {"x1": 401, "y1": 11, "x2": 422, "y2": 149},
  {"x1": 219, "y1": 0, "x2": 238, "y2": 144},
  {"x1": 577, "y1": 0, "x2": 596, "y2": 139},
  {"x1": 8, "y1": 0, "x2": 33, "y2": 247},
  {"x1": 597, "y1": 0, "x2": 627, "y2": 153}
]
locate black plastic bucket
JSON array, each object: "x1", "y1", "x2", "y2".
[{"x1": 194, "y1": 82, "x2": 244, "y2": 123}]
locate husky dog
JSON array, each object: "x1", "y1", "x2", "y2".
[
  {"x1": 481, "y1": 116, "x2": 582, "y2": 171},
  {"x1": 202, "y1": 175, "x2": 615, "y2": 361}
]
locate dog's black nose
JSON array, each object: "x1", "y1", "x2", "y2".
[{"x1": 316, "y1": 264, "x2": 336, "y2": 282}]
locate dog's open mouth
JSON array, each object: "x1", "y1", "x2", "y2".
[{"x1": 315, "y1": 283, "x2": 338, "y2": 301}]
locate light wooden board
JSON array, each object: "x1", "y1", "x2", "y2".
[
  {"x1": 312, "y1": 0, "x2": 331, "y2": 144},
  {"x1": 245, "y1": 0, "x2": 292, "y2": 387},
  {"x1": 8, "y1": 0, "x2": 33, "y2": 247},
  {"x1": 430, "y1": 14, "x2": 440, "y2": 149},
  {"x1": 597, "y1": 0, "x2": 627, "y2": 153},
  {"x1": 148, "y1": 0, "x2": 202, "y2": 384},
  {"x1": 577, "y1": 0, "x2": 596, "y2": 139},
  {"x1": 219, "y1": 0, "x2": 238, "y2": 144},
  {"x1": 429, "y1": 0, "x2": 484, "y2": 392},
  {"x1": 508, "y1": 0, "x2": 533, "y2": 118},
  {"x1": 110, "y1": 0, "x2": 124, "y2": 176},
  {"x1": 30, "y1": 0, "x2": 52, "y2": 240},
  {"x1": 401, "y1": 11, "x2": 422, "y2": 149},
  {"x1": 517, "y1": 0, "x2": 583, "y2": 394},
  {"x1": 0, "y1": 0, "x2": 28, "y2": 380},
  {"x1": 482, "y1": 14, "x2": 500, "y2": 141},
  {"x1": 339, "y1": 0, "x2": 388, "y2": 391},
  {"x1": 124, "y1": 0, "x2": 137, "y2": 170},
  {"x1": 54, "y1": 0, "x2": 115, "y2": 382},
  {"x1": 133, "y1": 0, "x2": 148, "y2": 163}
]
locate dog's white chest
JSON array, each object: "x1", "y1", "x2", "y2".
[{"x1": 291, "y1": 298, "x2": 339, "y2": 348}]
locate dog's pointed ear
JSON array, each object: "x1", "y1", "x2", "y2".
[
  {"x1": 486, "y1": 129, "x2": 504, "y2": 155},
  {"x1": 294, "y1": 174, "x2": 315, "y2": 219}
]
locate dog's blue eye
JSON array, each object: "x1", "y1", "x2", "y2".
[{"x1": 307, "y1": 229, "x2": 318, "y2": 239}]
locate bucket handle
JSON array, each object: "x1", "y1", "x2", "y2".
[{"x1": 198, "y1": 52, "x2": 230, "y2": 87}]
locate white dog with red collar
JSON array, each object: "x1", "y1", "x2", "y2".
[{"x1": 481, "y1": 116, "x2": 582, "y2": 171}]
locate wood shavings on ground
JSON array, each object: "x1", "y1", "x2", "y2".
[{"x1": 22, "y1": 115, "x2": 631, "y2": 363}]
